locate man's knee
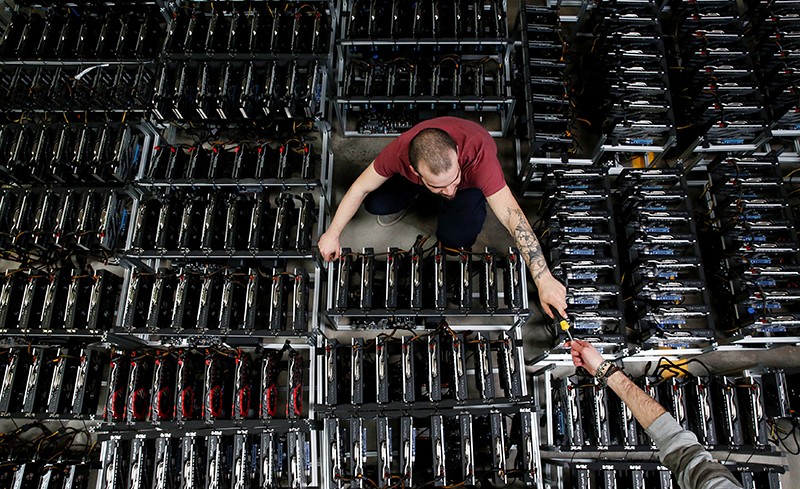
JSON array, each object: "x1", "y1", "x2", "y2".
[
  {"x1": 363, "y1": 193, "x2": 397, "y2": 215},
  {"x1": 437, "y1": 189, "x2": 487, "y2": 248},
  {"x1": 363, "y1": 176, "x2": 420, "y2": 215}
]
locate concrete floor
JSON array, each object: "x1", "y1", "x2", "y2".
[{"x1": 326, "y1": 126, "x2": 800, "y2": 487}]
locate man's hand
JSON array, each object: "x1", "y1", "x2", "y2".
[
  {"x1": 317, "y1": 230, "x2": 341, "y2": 262},
  {"x1": 535, "y1": 272, "x2": 567, "y2": 319},
  {"x1": 567, "y1": 339, "x2": 605, "y2": 376},
  {"x1": 316, "y1": 162, "x2": 389, "y2": 262}
]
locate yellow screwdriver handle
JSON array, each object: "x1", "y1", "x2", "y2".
[{"x1": 559, "y1": 318, "x2": 574, "y2": 341}]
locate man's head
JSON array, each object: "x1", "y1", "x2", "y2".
[{"x1": 408, "y1": 128, "x2": 461, "y2": 199}]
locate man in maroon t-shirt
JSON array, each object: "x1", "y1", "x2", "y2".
[{"x1": 318, "y1": 117, "x2": 567, "y2": 318}]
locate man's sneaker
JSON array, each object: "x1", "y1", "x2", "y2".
[{"x1": 377, "y1": 206, "x2": 411, "y2": 227}]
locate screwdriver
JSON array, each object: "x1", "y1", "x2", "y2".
[
  {"x1": 559, "y1": 316, "x2": 574, "y2": 342},
  {"x1": 559, "y1": 277, "x2": 573, "y2": 343}
]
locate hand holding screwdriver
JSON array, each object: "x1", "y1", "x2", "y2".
[{"x1": 559, "y1": 315, "x2": 574, "y2": 343}]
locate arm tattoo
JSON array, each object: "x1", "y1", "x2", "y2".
[{"x1": 507, "y1": 208, "x2": 550, "y2": 281}]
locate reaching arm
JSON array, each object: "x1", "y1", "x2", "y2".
[
  {"x1": 569, "y1": 340, "x2": 742, "y2": 489},
  {"x1": 318, "y1": 162, "x2": 388, "y2": 261},
  {"x1": 570, "y1": 339, "x2": 667, "y2": 428},
  {"x1": 486, "y1": 186, "x2": 567, "y2": 318}
]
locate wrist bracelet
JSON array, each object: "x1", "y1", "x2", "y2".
[
  {"x1": 594, "y1": 360, "x2": 612, "y2": 380},
  {"x1": 594, "y1": 361, "x2": 623, "y2": 387},
  {"x1": 601, "y1": 365, "x2": 623, "y2": 386}
]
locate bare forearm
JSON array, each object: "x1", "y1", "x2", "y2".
[
  {"x1": 327, "y1": 186, "x2": 368, "y2": 236},
  {"x1": 506, "y1": 208, "x2": 552, "y2": 282},
  {"x1": 487, "y1": 187, "x2": 566, "y2": 317},
  {"x1": 606, "y1": 371, "x2": 667, "y2": 429}
]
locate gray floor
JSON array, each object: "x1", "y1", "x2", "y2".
[{"x1": 327, "y1": 128, "x2": 800, "y2": 487}]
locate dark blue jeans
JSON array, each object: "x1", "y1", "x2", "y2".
[{"x1": 363, "y1": 175, "x2": 487, "y2": 248}]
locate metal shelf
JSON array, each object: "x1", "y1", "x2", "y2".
[
  {"x1": 123, "y1": 250, "x2": 317, "y2": 260},
  {"x1": 95, "y1": 419, "x2": 319, "y2": 435},
  {"x1": 0, "y1": 59, "x2": 156, "y2": 66},
  {"x1": 0, "y1": 329, "x2": 106, "y2": 338},
  {"x1": 136, "y1": 179, "x2": 324, "y2": 189},
  {"x1": 339, "y1": 37, "x2": 513, "y2": 45}
]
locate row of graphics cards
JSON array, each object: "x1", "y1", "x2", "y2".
[
  {"x1": 540, "y1": 168, "x2": 625, "y2": 350},
  {"x1": 345, "y1": 0, "x2": 507, "y2": 40},
  {"x1": 671, "y1": 0, "x2": 770, "y2": 149},
  {"x1": 120, "y1": 265, "x2": 310, "y2": 335},
  {"x1": 323, "y1": 410, "x2": 538, "y2": 489},
  {"x1": 328, "y1": 246, "x2": 525, "y2": 316},
  {"x1": 0, "y1": 9, "x2": 162, "y2": 60},
  {"x1": 0, "y1": 64, "x2": 155, "y2": 112},
  {"x1": 702, "y1": 156, "x2": 800, "y2": 339},
  {"x1": 129, "y1": 190, "x2": 315, "y2": 257},
  {"x1": 0, "y1": 268, "x2": 120, "y2": 334},
  {"x1": 321, "y1": 328, "x2": 524, "y2": 407},
  {"x1": 0, "y1": 123, "x2": 143, "y2": 185},
  {"x1": 339, "y1": 51, "x2": 511, "y2": 136},
  {"x1": 594, "y1": 0, "x2": 676, "y2": 153},
  {"x1": 756, "y1": 368, "x2": 800, "y2": 420},
  {"x1": 0, "y1": 346, "x2": 105, "y2": 417},
  {"x1": 163, "y1": 4, "x2": 330, "y2": 56},
  {"x1": 144, "y1": 138, "x2": 319, "y2": 184},
  {"x1": 0, "y1": 422, "x2": 94, "y2": 489},
  {"x1": 750, "y1": 1, "x2": 800, "y2": 136},
  {"x1": 103, "y1": 346, "x2": 307, "y2": 425},
  {"x1": 152, "y1": 60, "x2": 324, "y2": 122},
  {"x1": 0, "y1": 1, "x2": 333, "y2": 61},
  {"x1": 97, "y1": 428, "x2": 312, "y2": 489},
  {"x1": 538, "y1": 167, "x2": 719, "y2": 350},
  {"x1": 0, "y1": 189, "x2": 132, "y2": 252},
  {"x1": 335, "y1": 0, "x2": 513, "y2": 136},
  {"x1": 552, "y1": 459, "x2": 782, "y2": 489},
  {"x1": 342, "y1": 56, "x2": 505, "y2": 99},
  {"x1": 617, "y1": 168, "x2": 715, "y2": 348},
  {"x1": 519, "y1": 0, "x2": 799, "y2": 165},
  {"x1": 522, "y1": 5, "x2": 574, "y2": 161},
  {"x1": 552, "y1": 370, "x2": 771, "y2": 450}
]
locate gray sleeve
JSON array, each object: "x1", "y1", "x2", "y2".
[{"x1": 645, "y1": 413, "x2": 742, "y2": 489}]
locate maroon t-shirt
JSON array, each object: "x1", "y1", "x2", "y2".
[{"x1": 373, "y1": 117, "x2": 507, "y2": 197}]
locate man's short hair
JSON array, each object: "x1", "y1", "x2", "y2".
[{"x1": 408, "y1": 128, "x2": 457, "y2": 175}]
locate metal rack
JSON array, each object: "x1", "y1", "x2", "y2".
[
  {"x1": 323, "y1": 246, "x2": 530, "y2": 330},
  {"x1": 616, "y1": 168, "x2": 716, "y2": 350},
  {"x1": 539, "y1": 167, "x2": 627, "y2": 352},
  {"x1": 516, "y1": 0, "x2": 800, "y2": 188},
  {"x1": 700, "y1": 155, "x2": 800, "y2": 348},
  {"x1": 0, "y1": 0, "x2": 336, "y2": 487},
  {"x1": 314, "y1": 323, "x2": 540, "y2": 488},
  {"x1": 333, "y1": 0, "x2": 515, "y2": 137},
  {"x1": 529, "y1": 355, "x2": 788, "y2": 489},
  {"x1": 669, "y1": 0, "x2": 771, "y2": 156},
  {"x1": 517, "y1": 3, "x2": 594, "y2": 197}
]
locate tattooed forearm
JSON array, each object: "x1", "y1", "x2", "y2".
[{"x1": 507, "y1": 208, "x2": 550, "y2": 281}]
